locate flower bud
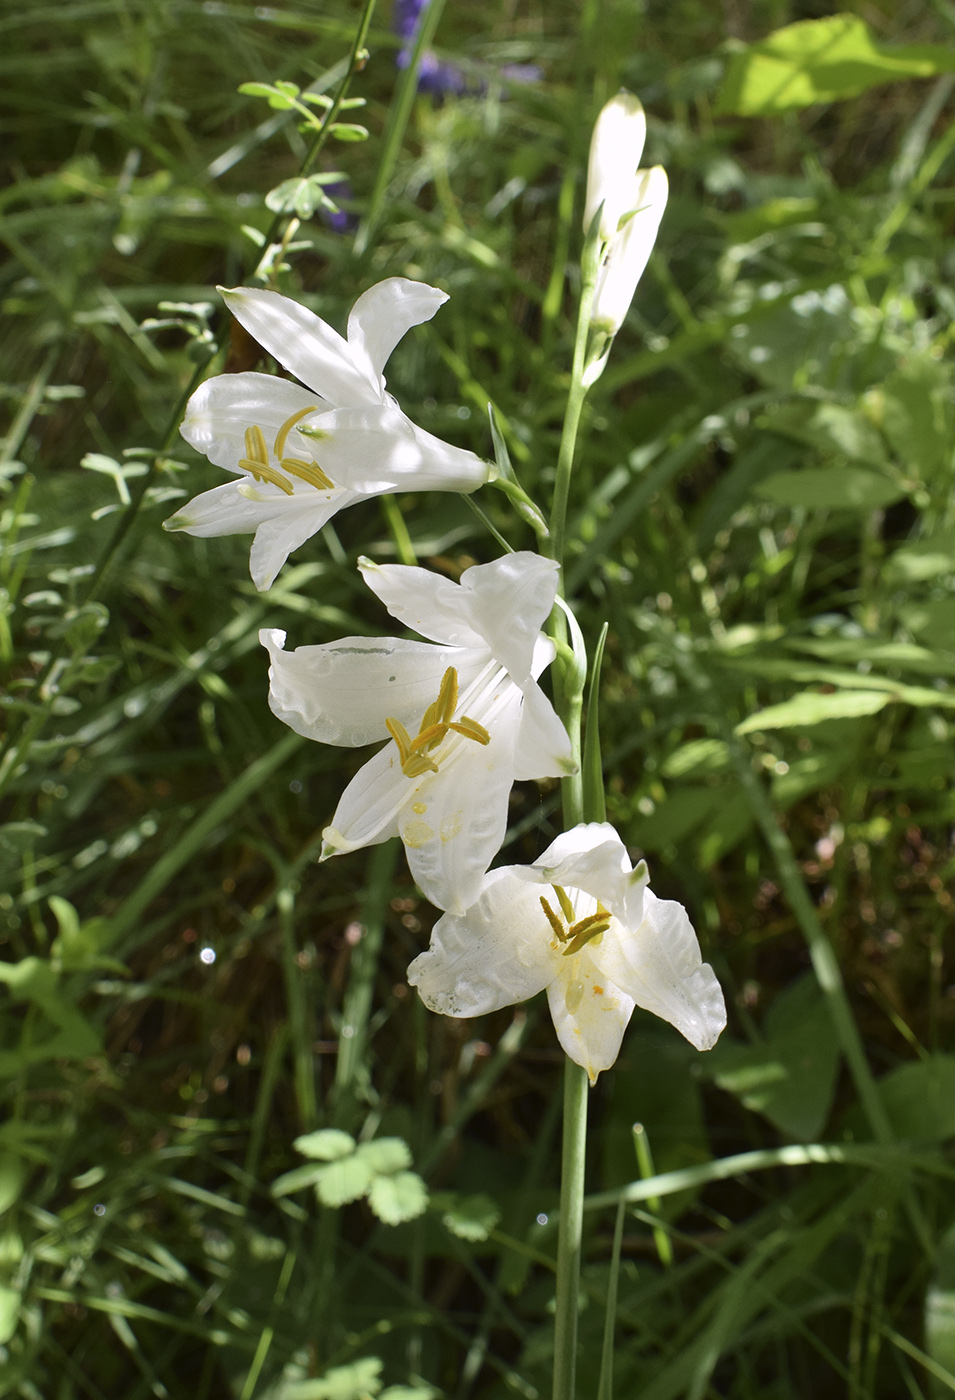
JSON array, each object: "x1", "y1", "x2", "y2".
[
  {"x1": 583, "y1": 92, "x2": 647, "y2": 241},
  {"x1": 591, "y1": 165, "x2": 668, "y2": 335}
]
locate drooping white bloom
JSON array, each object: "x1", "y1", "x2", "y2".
[
  {"x1": 408, "y1": 823, "x2": 726, "y2": 1083},
  {"x1": 583, "y1": 93, "x2": 669, "y2": 344},
  {"x1": 164, "y1": 278, "x2": 489, "y2": 590},
  {"x1": 259, "y1": 552, "x2": 575, "y2": 913}
]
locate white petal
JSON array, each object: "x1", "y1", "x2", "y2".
[
  {"x1": 398, "y1": 684, "x2": 523, "y2": 913},
  {"x1": 546, "y1": 946, "x2": 634, "y2": 1084},
  {"x1": 457, "y1": 554, "x2": 559, "y2": 683},
  {"x1": 591, "y1": 167, "x2": 668, "y2": 335},
  {"x1": 247, "y1": 490, "x2": 358, "y2": 590},
  {"x1": 405, "y1": 422, "x2": 489, "y2": 493},
  {"x1": 164, "y1": 479, "x2": 285, "y2": 537},
  {"x1": 513, "y1": 679, "x2": 575, "y2": 780},
  {"x1": 311, "y1": 406, "x2": 486, "y2": 494},
  {"x1": 179, "y1": 372, "x2": 320, "y2": 472},
  {"x1": 584, "y1": 94, "x2": 647, "y2": 240},
  {"x1": 220, "y1": 286, "x2": 380, "y2": 408},
  {"x1": 347, "y1": 278, "x2": 449, "y2": 387},
  {"x1": 259, "y1": 630, "x2": 486, "y2": 746},
  {"x1": 407, "y1": 870, "x2": 555, "y2": 1016},
  {"x1": 321, "y1": 743, "x2": 406, "y2": 856},
  {"x1": 358, "y1": 559, "x2": 487, "y2": 649},
  {"x1": 532, "y1": 823, "x2": 644, "y2": 922},
  {"x1": 593, "y1": 889, "x2": 726, "y2": 1052}
]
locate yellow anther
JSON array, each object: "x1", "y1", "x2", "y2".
[
  {"x1": 562, "y1": 914, "x2": 612, "y2": 957},
  {"x1": 244, "y1": 424, "x2": 269, "y2": 465},
  {"x1": 280, "y1": 456, "x2": 336, "y2": 490},
  {"x1": 273, "y1": 405, "x2": 320, "y2": 460},
  {"x1": 385, "y1": 666, "x2": 490, "y2": 778},
  {"x1": 449, "y1": 717, "x2": 490, "y2": 745},
  {"x1": 385, "y1": 717, "x2": 413, "y2": 765},
  {"x1": 237, "y1": 457, "x2": 294, "y2": 495},
  {"x1": 540, "y1": 896, "x2": 566, "y2": 943},
  {"x1": 553, "y1": 885, "x2": 575, "y2": 923}
]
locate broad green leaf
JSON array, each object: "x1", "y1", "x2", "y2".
[
  {"x1": 717, "y1": 13, "x2": 955, "y2": 116},
  {"x1": 367, "y1": 1170, "x2": 428, "y2": 1225},
  {"x1": 899, "y1": 600, "x2": 955, "y2": 652},
  {"x1": 286, "y1": 1356, "x2": 383, "y2": 1400},
  {"x1": 764, "y1": 401, "x2": 888, "y2": 468},
  {"x1": 317, "y1": 1156, "x2": 374, "y2": 1208},
  {"x1": 329, "y1": 122, "x2": 368, "y2": 142},
  {"x1": 271, "y1": 1162, "x2": 329, "y2": 1198},
  {"x1": 661, "y1": 739, "x2": 730, "y2": 780},
  {"x1": 710, "y1": 974, "x2": 840, "y2": 1140},
  {"x1": 628, "y1": 786, "x2": 727, "y2": 849},
  {"x1": 772, "y1": 748, "x2": 855, "y2": 806},
  {"x1": 876, "y1": 1055, "x2": 955, "y2": 1142},
  {"x1": 697, "y1": 791, "x2": 753, "y2": 867},
  {"x1": 436, "y1": 1192, "x2": 501, "y2": 1243},
  {"x1": 758, "y1": 466, "x2": 904, "y2": 509},
  {"x1": 736, "y1": 689, "x2": 890, "y2": 733},
  {"x1": 884, "y1": 533, "x2": 955, "y2": 584},
  {"x1": 0, "y1": 1284, "x2": 18, "y2": 1346},
  {"x1": 294, "y1": 1129, "x2": 355, "y2": 1161},
  {"x1": 0, "y1": 1153, "x2": 26, "y2": 1215},
  {"x1": 871, "y1": 358, "x2": 955, "y2": 483},
  {"x1": 354, "y1": 1137, "x2": 411, "y2": 1176}
]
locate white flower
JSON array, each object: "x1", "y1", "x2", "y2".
[
  {"x1": 582, "y1": 93, "x2": 668, "y2": 342},
  {"x1": 259, "y1": 552, "x2": 575, "y2": 913},
  {"x1": 407, "y1": 822, "x2": 726, "y2": 1083},
  {"x1": 164, "y1": 278, "x2": 489, "y2": 590}
]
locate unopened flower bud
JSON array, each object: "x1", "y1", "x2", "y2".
[
  {"x1": 591, "y1": 165, "x2": 668, "y2": 335},
  {"x1": 583, "y1": 92, "x2": 647, "y2": 241}
]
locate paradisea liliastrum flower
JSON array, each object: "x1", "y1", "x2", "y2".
[
  {"x1": 583, "y1": 93, "x2": 668, "y2": 350},
  {"x1": 164, "y1": 278, "x2": 489, "y2": 590},
  {"x1": 408, "y1": 823, "x2": 726, "y2": 1083},
  {"x1": 260, "y1": 552, "x2": 575, "y2": 913}
]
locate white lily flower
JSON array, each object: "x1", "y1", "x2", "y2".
[
  {"x1": 408, "y1": 822, "x2": 726, "y2": 1083},
  {"x1": 259, "y1": 552, "x2": 575, "y2": 913},
  {"x1": 164, "y1": 278, "x2": 489, "y2": 590},
  {"x1": 582, "y1": 93, "x2": 668, "y2": 347}
]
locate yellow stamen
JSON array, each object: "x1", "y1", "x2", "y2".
[
  {"x1": 280, "y1": 456, "x2": 336, "y2": 490},
  {"x1": 562, "y1": 915, "x2": 612, "y2": 957},
  {"x1": 553, "y1": 885, "x2": 575, "y2": 923},
  {"x1": 237, "y1": 457, "x2": 294, "y2": 495},
  {"x1": 540, "y1": 896, "x2": 566, "y2": 943},
  {"x1": 384, "y1": 666, "x2": 490, "y2": 778},
  {"x1": 385, "y1": 717, "x2": 413, "y2": 765},
  {"x1": 273, "y1": 405, "x2": 320, "y2": 460},
  {"x1": 244, "y1": 424, "x2": 269, "y2": 465},
  {"x1": 449, "y1": 717, "x2": 490, "y2": 745}
]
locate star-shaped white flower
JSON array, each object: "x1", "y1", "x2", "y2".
[
  {"x1": 260, "y1": 552, "x2": 575, "y2": 913},
  {"x1": 407, "y1": 823, "x2": 726, "y2": 1083},
  {"x1": 164, "y1": 278, "x2": 490, "y2": 590}
]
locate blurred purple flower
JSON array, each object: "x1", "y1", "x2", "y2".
[
  {"x1": 321, "y1": 178, "x2": 358, "y2": 235},
  {"x1": 391, "y1": 0, "x2": 541, "y2": 99}
]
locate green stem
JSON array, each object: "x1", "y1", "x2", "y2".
[
  {"x1": 548, "y1": 278, "x2": 596, "y2": 578},
  {"x1": 553, "y1": 1057, "x2": 589, "y2": 1400}
]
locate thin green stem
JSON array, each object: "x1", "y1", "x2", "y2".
[
  {"x1": 547, "y1": 280, "x2": 596, "y2": 578},
  {"x1": 553, "y1": 1057, "x2": 589, "y2": 1400}
]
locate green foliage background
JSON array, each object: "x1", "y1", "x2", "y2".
[{"x1": 1, "y1": 0, "x2": 955, "y2": 1396}]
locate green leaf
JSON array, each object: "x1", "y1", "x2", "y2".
[
  {"x1": 329, "y1": 122, "x2": 369, "y2": 142},
  {"x1": 736, "y1": 689, "x2": 890, "y2": 733},
  {"x1": 0, "y1": 1284, "x2": 18, "y2": 1346},
  {"x1": 884, "y1": 532, "x2": 955, "y2": 585},
  {"x1": 354, "y1": 1137, "x2": 411, "y2": 1176},
  {"x1": 317, "y1": 1155, "x2": 374, "y2": 1208},
  {"x1": 0, "y1": 1152, "x2": 27, "y2": 1214},
  {"x1": 660, "y1": 740, "x2": 730, "y2": 780},
  {"x1": 872, "y1": 358, "x2": 955, "y2": 483},
  {"x1": 716, "y1": 13, "x2": 955, "y2": 116},
  {"x1": 876, "y1": 1055, "x2": 955, "y2": 1142},
  {"x1": 898, "y1": 600, "x2": 955, "y2": 652},
  {"x1": 709, "y1": 974, "x2": 840, "y2": 1140},
  {"x1": 272, "y1": 1162, "x2": 330, "y2": 1197},
  {"x1": 294, "y1": 1129, "x2": 355, "y2": 1161},
  {"x1": 757, "y1": 466, "x2": 904, "y2": 509},
  {"x1": 367, "y1": 1171, "x2": 428, "y2": 1224},
  {"x1": 436, "y1": 1192, "x2": 501, "y2": 1242},
  {"x1": 582, "y1": 622, "x2": 608, "y2": 823},
  {"x1": 628, "y1": 786, "x2": 728, "y2": 850},
  {"x1": 286, "y1": 1356, "x2": 384, "y2": 1400}
]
